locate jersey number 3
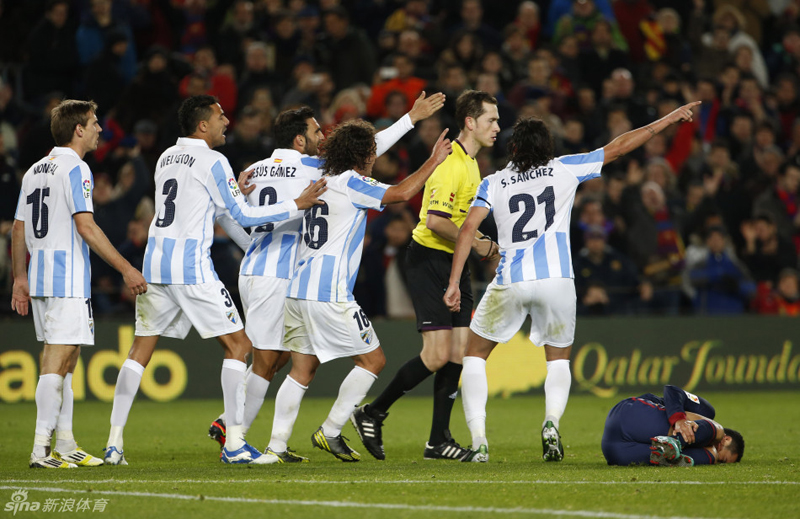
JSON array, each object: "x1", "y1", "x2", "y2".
[
  {"x1": 509, "y1": 186, "x2": 555, "y2": 243},
  {"x1": 155, "y1": 179, "x2": 178, "y2": 228}
]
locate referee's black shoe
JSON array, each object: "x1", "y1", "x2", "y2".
[
  {"x1": 423, "y1": 430, "x2": 476, "y2": 461},
  {"x1": 350, "y1": 405, "x2": 387, "y2": 460}
]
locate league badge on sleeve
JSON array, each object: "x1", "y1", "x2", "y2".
[
  {"x1": 359, "y1": 175, "x2": 379, "y2": 186},
  {"x1": 83, "y1": 179, "x2": 92, "y2": 198},
  {"x1": 684, "y1": 391, "x2": 700, "y2": 404},
  {"x1": 227, "y1": 178, "x2": 241, "y2": 197}
]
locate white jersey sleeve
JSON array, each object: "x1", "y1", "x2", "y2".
[
  {"x1": 346, "y1": 174, "x2": 388, "y2": 210},
  {"x1": 374, "y1": 114, "x2": 413, "y2": 157}
]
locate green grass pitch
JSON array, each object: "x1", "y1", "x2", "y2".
[{"x1": 1, "y1": 391, "x2": 798, "y2": 519}]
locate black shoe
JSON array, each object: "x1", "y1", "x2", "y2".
[
  {"x1": 350, "y1": 405, "x2": 387, "y2": 460},
  {"x1": 311, "y1": 426, "x2": 361, "y2": 462},
  {"x1": 423, "y1": 430, "x2": 474, "y2": 461},
  {"x1": 209, "y1": 417, "x2": 226, "y2": 448}
]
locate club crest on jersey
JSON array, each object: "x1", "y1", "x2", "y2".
[
  {"x1": 226, "y1": 310, "x2": 237, "y2": 324},
  {"x1": 83, "y1": 179, "x2": 91, "y2": 198},
  {"x1": 88, "y1": 319, "x2": 94, "y2": 335},
  {"x1": 360, "y1": 329, "x2": 373, "y2": 345},
  {"x1": 684, "y1": 391, "x2": 700, "y2": 404},
  {"x1": 429, "y1": 188, "x2": 437, "y2": 200},
  {"x1": 227, "y1": 178, "x2": 241, "y2": 197}
]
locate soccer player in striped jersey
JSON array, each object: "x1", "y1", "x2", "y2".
[
  {"x1": 445, "y1": 101, "x2": 702, "y2": 462},
  {"x1": 260, "y1": 120, "x2": 452, "y2": 463},
  {"x1": 12, "y1": 99, "x2": 148, "y2": 468},
  {"x1": 602, "y1": 385, "x2": 744, "y2": 466},
  {"x1": 211, "y1": 93, "x2": 445, "y2": 462},
  {"x1": 103, "y1": 95, "x2": 326, "y2": 466}
]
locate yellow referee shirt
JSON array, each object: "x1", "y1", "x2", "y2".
[{"x1": 412, "y1": 140, "x2": 481, "y2": 254}]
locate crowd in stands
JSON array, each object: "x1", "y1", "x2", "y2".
[{"x1": 3, "y1": 0, "x2": 800, "y2": 318}]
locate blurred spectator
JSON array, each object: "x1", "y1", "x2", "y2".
[
  {"x1": 753, "y1": 161, "x2": 800, "y2": 247},
  {"x1": 16, "y1": 93, "x2": 62, "y2": 170},
  {"x1": 76, "y1": 0, "x2": 137, "y2": 83},
  {"x1": 752, "y1": 267, "x2": 800, "y2": 315},
  {"x1": 179, "y1": 45, "x2": 238, "y2": 115},
  {"x1": 132, "y1": 119, "x2": 159, "y2": 180},
  {"x1": 554, "y1": 0, "x2": 628, "y2": 52},
  {"x1": 296, "y1": 5, "x2": 322, "y2": 55},
  {"x1": 216, "y1": 0, "x2": 265, "y2": 75},
  {"x1": 612, "y1": 0, "x2": 652, "y2": 64},
  {"x1": 450, "y1": 0, "x2": 502, "y2": 51},
  {"x1": 574, "y1": 225, "x2": 643, "y2": 315},
  {"x1": 218, "y1": 105, "x2": 273, "y2": 174},
  {"x1": 513, "y1": 1, "x2": 541, "y2": 50},
  {"x1": 367, "y1": 53, "x2": 426, "y2": 120},
  {"x1": 397, "y1": 29, "x2": 437, "y2": 81},
  {"x1": 624, "y1": 181, "x2": 685, "y2": 314},
  {"x1": 315, "y1": 6, "x2": 376, "y2": 91},
  {"x1": 773, "y1": 74, "x2": 799, "y2": 148},
  {"x1": 115, "y1": 46, "x2": 180, "y2": 132},
  {"x1": 270, "y1": 10, "x2": 302, "y2": 78},
  {"x1": 238, "y1": 41, "x2": 279, "y2": 110},
  {"x1": 0, "y1": 132, "x2": 18, "y2": 223},
  {"x1": 545, "y1": 0, "x2": 615, "y2": 37},
  {"x1": 766, "y1": 25, "x2": 800, "y2": 82},
  {"x1": 24, "y1": 0, "x2": 78, "y2": 101},
  {"x1": 578, "y1": 19, "x2": 630, "y2": 95},
  {"x1": 682, "y1": 225, "x2": 755, "y2": 314},
  {"x1": 602, "y1": 68, "x2": 654, "y2": 128},
  {"x1": 740, "y1": 213, "x2": 797, "y2": 285},
  {"x1": 84, "y1": 30, "x2": 129, "y2": 119}
]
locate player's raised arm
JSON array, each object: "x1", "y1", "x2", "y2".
[
  {"x1": 602, "y1": 101, "x2": 700, "y2": 165},
  {"x1": 381, "y1": 129, "x2": 451, "y2": 204},
  {"x1": 375, "y1": 91, "x2": 446, "y2": 157}
]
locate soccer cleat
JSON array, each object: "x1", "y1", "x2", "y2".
[
  {"x1": 258, "y1": 447, "x2": 310, "y2": 464},
  {"x1": 311, "y1": 426, "x2": 361, "y2": 462},
  {"x1": 103, "y1": 446, "x2": 128, "y2": 466},
  {"x1": 209, "y1": 417, "x2": 226, "y2": 448},
  {"x1": 242, "y1": 442, "x2": 267, "y2": 464},
  {"x1": 54, "y1": 446, "x2": 104, "y2": 467},
  {"x1": 350, "y1": 405, "x2": 387, "y2": 460},
  {"x1": 466, "y1": 443, "x2": 489, "y2": 463},
  {"x1": 423, "y1": 430, "x2": 474, "y2": 461},
  {"x1": 221, "y1": 442, "x2": 256, "y2": 464},
  {"x1": 29, "y1": 454, "x2": 77, "y2": 469},
  {"x1": 649, "y1": 436, "x2": 694, "y2": 467},
  {"x1": 542, "y1": 421, "x2": 564, "y2": 462}
]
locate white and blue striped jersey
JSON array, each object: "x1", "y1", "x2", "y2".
[
  {"x1": 143, "y1": 137, "x2": 299, "y2": 285},
  {"x1": 15, "y1": 147, "x2": 94, "y2": 298},
  {"x1": 287, "y1": 171, "x2": 389, "y2": 302},
  {"x1": 473, "y1": 148, "x2": 604, "y2": 284},
  {"x1": 239, "y1": 149, "x2": 322, "y2": 279}
]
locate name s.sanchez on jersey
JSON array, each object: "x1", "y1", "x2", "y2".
[{"x1": 473, "y1": 149, "x2": 604, "y2": 284}]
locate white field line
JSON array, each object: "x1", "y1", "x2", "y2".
[
  {"x1": 2, "y1": 478, "x2": 798, "y2": 486},
  {"x1": 0, "y1": 484, "x2": 730, "y2": 519}
]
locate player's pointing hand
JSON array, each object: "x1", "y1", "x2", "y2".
[
  {"x1": 430, "y1": 129, "x2": 452, "y2": 165},
  {"x1": 666, "y1": 101, "x2": 701, "y2": 125}
]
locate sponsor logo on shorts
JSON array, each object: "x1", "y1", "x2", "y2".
[
  {"x1": 226, "y1": 310, "x2": 237, "y2": 324},
  {"x1": 360, "y1": 329, "x2": 372, "y2": 345},
  {"x1": 83, "y1": 179, "x2": 92, "y2": 198},
  {"x1": 227, "y1": 178, "x2": 241, "y2": 197}
]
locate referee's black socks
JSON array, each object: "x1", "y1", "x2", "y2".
[{"x1": 370, "y1": 355, "x2": 433, "y2": 415}]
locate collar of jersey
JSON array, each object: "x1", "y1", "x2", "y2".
[
  {"x1": 272, "y1": 148, "x2": 305, "y2": 159},
  {"x1": 176, "y1": 137, "x2": 210, "y2": 148},
  {"x1": 50, "y1": 146, "x2": 81, "y2": 159},
  {"x1": 453, "y1": 139, "x2": 474, "y2": 161}
]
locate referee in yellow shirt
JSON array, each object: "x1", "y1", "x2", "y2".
[{"x1": 352, "y1": 91, "x2": 500, "y2": 460}]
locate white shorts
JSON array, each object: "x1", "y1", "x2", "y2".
[
  {"x1": 135, "y1": 281, "x2": 243, "y2": 339},
  {"x1": 470, "y1": 277, "x2": 576, "y2": 347},
  {"x1": 239, "y1": 275, "x2": 289, "y2": 351},
  {"x1": 31, "y1": 297, "x2": 95, "y2": 346},
  {"x1": 284, "y1": 298, "x2": 380, "y2": 363}
]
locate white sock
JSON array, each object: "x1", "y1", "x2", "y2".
[
  {"x1": 269, "y1": 376, "x2": 308, "y2": 453},
  {"x1": 543, "y1": 359, "x2": 571, "y2": 430},
  {"x1": 55, "y1": 373, "x2": 77, "y2": 453},
  {"x1": 107, "y1": 359, "x2": 145, "y2": 449},
  {"x1": 242, "y1": 372, "x2": 270, "y2": 437},
  {"x1": 221, "y1": 358, "x2": 247, "y2": 450},
  {"x1": 34, "y1": 374, "x2": 63, "y2": 458},
  {"x1": 321, "y1": 366, "x2": 377, "y2": 437},
  {"x1": 462, "y1": 356, "x2": 488, "y2": 447}
]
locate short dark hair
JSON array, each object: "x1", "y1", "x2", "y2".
[
  {"x1": 320, "y1": 119, "x2": 376, "y2": 176},
  {"x1": 455, "y1": 90, "x2": 497, "y2": 131},
  {"x1": 178, "y1": 95, "x2": 218, "y2": 136},
  {"x1": 508, "y1": 117, "x2": 554, "y2": 172},
  {"x1": 724, "y1": 428, "x2": 745, "y2": 462},
  {"x1": 50, "y1": 99, "x2": 98, "y2": 146},
  {"x1": 274, "y1": 106, "x2": 316, "y2": 149}
]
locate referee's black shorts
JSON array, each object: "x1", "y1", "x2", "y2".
[{"x1": 405, "y1": 239, "x2": 473, "y2": 332}]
